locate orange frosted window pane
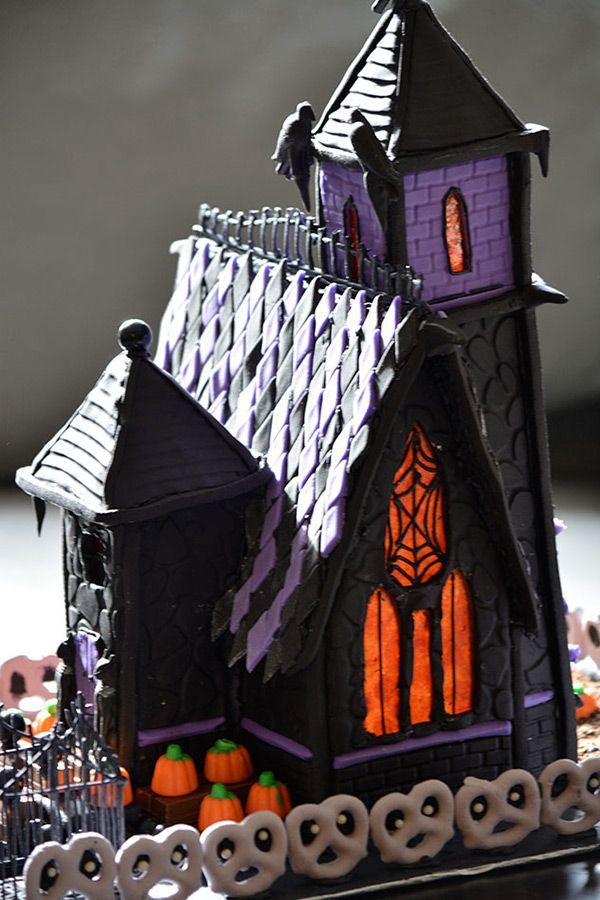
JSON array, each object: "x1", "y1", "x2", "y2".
[
  {"x1": 363, "y1": 587, "x2": 401, "y2": 736},
  {"x1": 343, "y1": 196, "x2": 361, "y2": 282},
  {"x1": 411, "y1": 609, "x2": 433, "y2": 724},
  {"x1": 385, "y1": 424, "x2": 447, "y2": 588},
  {"x1": 444, "y1": 189, "x2": 470, "y2": 274},
  {"x1": 441, "y1": 570, "x2": 474, "y2": 715}
]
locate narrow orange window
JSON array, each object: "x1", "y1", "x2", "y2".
[
  {"x1": 444, "y1": 189, "x2": 470, "y2": 274},
  {"x1": 343, "y1": 196, "x2": 361, "y2": 282},
  {"x1": 441, "y1": 570, "x2": 474, "y2": 715},
  {"x1": 385, "y1": 424, "x2": 447, "y2": 588},
  {"x1": 363, "y1": 587, "x2": 401, "y2": 736},
  {"x1": 410, "y1": 609, "x2": 433, "y2": 724}
]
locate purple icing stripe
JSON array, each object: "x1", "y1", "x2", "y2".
[
  {"x1": 524, "y1": 690, "x2": 554, "y2": 709},
  {"x1": 241, "y1": 718, "x2": 313, "y2": 761},
  {"x1": 138, "y1": 717, "x2": 225, "y2": 748},
  {"x1": 333, "y1": 720, "x2": 512, "y2": 770}
]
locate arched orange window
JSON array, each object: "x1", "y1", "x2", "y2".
[
  {"x1": 441, "y1": 570, "x2": 474, "y2": 715},
  {"x1": 385, "y1": 424, "x2": 447, "y2": 588},
  {"x1": 363, "y1": 587, "x2": 401, "y2": 736},
  {"x1": 444, "y1": 188, "x2": 470, "y2": 274},
  {"x1": 343, "y1": 196, "x2": 361, "y2": 282},
  {"x1": 410, "y1": 609, "x2": 433, "y2": 724}
]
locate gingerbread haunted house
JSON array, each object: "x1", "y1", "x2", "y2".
[{"x1": 17, "y1": 0, "x2": 574, "y2": 803}]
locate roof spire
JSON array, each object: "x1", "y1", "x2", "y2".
[
  {"x1": 371, "y1": 0, "x2": 418, "y2": 13},
  {"x1": 118, "y1": 319, "x2": 152, "y2": 358}
]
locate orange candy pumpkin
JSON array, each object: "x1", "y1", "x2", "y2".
[
  {"x1": 32, "y1": 699, "x2": 57, "y2": 735},
  {"x1": 203, "y1": 738, "x2": 253, "y2": 784},
  {"x1": 89, "y1": 765, "x2": 133, "y2": 806},
  {"x1": 575, "y1": 690, "x2": 598, "y2": 721},
  {"x1": 199, "y1": 782, "x2": 244, "y2": 831},
  {"x1": 246, "y1": 771, "x2": 292, "y2": 818},
  {"x1": 151, "y1": 743, "x2": 199, "y2": 797}
]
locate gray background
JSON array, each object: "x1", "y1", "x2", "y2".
[{"x1": 2, "y1": 0, "x2": 599, "y2": 481}]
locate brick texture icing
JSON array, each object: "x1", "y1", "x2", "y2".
[
  {"x1": 319, "y1": 161, "x2": 387, "y2": 260},
  {"x1": 404, "y1": 156, "x2": 514, "y2": 303}
]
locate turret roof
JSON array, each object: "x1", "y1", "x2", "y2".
[{"x1": 313, "y1": 1, "x2": 524, "y2": 164}]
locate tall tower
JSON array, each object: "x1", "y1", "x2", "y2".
[{"x1": 273, "y1": 0, "x2": 574, "y2": 784}]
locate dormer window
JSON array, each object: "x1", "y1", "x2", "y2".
[
  {"x1": 444, "y1": 188, "x2": 471, "y2": 274},
  {"x1": 343, "y1": 196, "x2": 361, "y2": 281}
]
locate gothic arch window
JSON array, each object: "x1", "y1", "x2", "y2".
[
  {"x1": 363, "y1": 587, "x2": 401, "y2": 736},
  {"x1": 363, "y1": 423, "x2": 475, "y2": 738},
  {"x1": 443, "y1": 188, "x2": 471, "y2": 274},
  {"x1": 343, "y1": 196, "x2": 361, "y2": 282},
  {"x1": 441, "y1": 570, "x2": 474, "y2": 715}
]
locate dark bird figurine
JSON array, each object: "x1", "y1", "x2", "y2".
[{"x1": 272, "y1": 101, "x2": 315, "y2": 211}]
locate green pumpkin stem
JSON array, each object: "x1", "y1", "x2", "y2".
[
  {"x1": 258, "y1": 771, "x2": 278, "y2": 788},
  {"x1": 210, "y1": 738, "x2": 239, "y2": 754},
  {"x1": 46, "y1": 699, "x2": 58, "y2": 717},
  {"x1": 210, "y1": 782, "x2": 236, "y2": 800},
  {"x1": 165, "y1": 743, "x2": 185, "y2": 761}
]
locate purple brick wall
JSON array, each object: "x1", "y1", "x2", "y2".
[
  {"x1": 404, "y1": 155, "x2": 514, "y2": 304},
  {"x1": 319, "y1": 161, "x2": 387, "y2": 260}
]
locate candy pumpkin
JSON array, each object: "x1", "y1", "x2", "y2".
[
  {"x1": 89, "y1": 765, "x2": 133, "y2": 806},
  {"x1": 246, "y1": 771, "x2": 292, "y2": 818},
  {"x1": 574, "y1": 684, "x2": 598, "y2": 721},
  {"x1": 32, "y1": 699, "x2": 57, "y2": 735},
  {"x1": 203, "y1": 738, "x2": 253, "y2": 784},
  {"x1": 198, "y1": 783, "x2": 244, "y2": 831},
  {"x1": 151, "y1": 744, "x2": 199, "y2": 797}
]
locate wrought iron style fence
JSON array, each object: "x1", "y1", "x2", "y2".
[
  {"x1": 194, "y1": 204, "x2": 423, "y2": 302},
  {"x1": 0, "y1": 696, "x2": 124, "y2": 898}
]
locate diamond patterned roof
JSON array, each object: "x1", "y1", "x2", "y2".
[{"x1": 156, "y1": 233, "x2": 418, "y2": 677}]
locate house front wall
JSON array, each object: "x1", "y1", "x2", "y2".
[
  {"x1": 324, "y1": 361, "x2": 519, "y2": 806},
  {"x1": 404, "y1": 155, "x2": 514, "y2": 304}
]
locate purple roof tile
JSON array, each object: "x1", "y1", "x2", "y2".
[
  {"x1": 314, "y1": 284, "x2": 337, "y2": 337},
  {"x1": 292, "y1": 314, "x2": 316, "y2": 371},
  {"x1": 381, "y1": 295, "x2": 403, "y2": 346},
  {"x1": 209, "y1": 351, "x2": 231, "y2": 403},
  {"x1": 199, "y1": 316, "x2": 219, "y2": 365},
  {"x1": 319, "y1": 367, "x2": 341, "y2": 435},
  {"x1": 321, "y1": 501, "x2": 345, "y2": 558},
  {"x1": 352, "y1": 376, "x2": 378, "y2": 433}
]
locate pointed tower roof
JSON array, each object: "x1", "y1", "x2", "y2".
[
  {"x1": 16, "y1": 320, "x2": 268, "y2": 523},
  {"x1": 313, "y1": 1, "x2": 527, "y2": 164}
]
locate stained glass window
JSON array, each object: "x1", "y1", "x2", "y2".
[
  {"x1": 362, "y1": 424, "x2": 476, "y2": 738},
  {"x1": 441, "y1": 570, "x2": 474, "y2": 715},
  {"x1": 444, "y1": 189, "x2": 470, "y2": 274},
  {"x1": 363, "y1": 587, "x2": 401, "y2": 736},
  {"x1": 343, "y1": 196, "x2": 361, "y2": 282},
  {"x1": 410, "y1": 609, "x2": 433, "y2": 724},
  {"x1": 385, "y1": 424, "x2": 447, "y2": 588}
]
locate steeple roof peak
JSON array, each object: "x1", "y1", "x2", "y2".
[
  {"x1": 16, "y1": 321, "x2": 267, "y2": 523},
  {"x1": 314, "y1": 2, "x2": 524, "y2": 163}
]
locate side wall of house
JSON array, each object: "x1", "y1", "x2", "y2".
[
  {"x1": 59, "y1": 512, "x2": 122, "y2": 752},
  {"x1": 458, "y1": 307, "x2": 576, "y2": 766},
  {"x1": 404, "y1": 155, "x2": 514, "y2": 303},
  {"x1": 318, "y1": 160, "x2": 387, "y2": 260}
]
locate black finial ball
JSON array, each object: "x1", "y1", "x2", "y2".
[{"x1": 118, "y1": 319, "x2": 152, "y2": 356}]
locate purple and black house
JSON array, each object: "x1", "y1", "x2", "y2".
[{"x1": 17, "y1": 0, "x2": 574, "y2": 802}]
